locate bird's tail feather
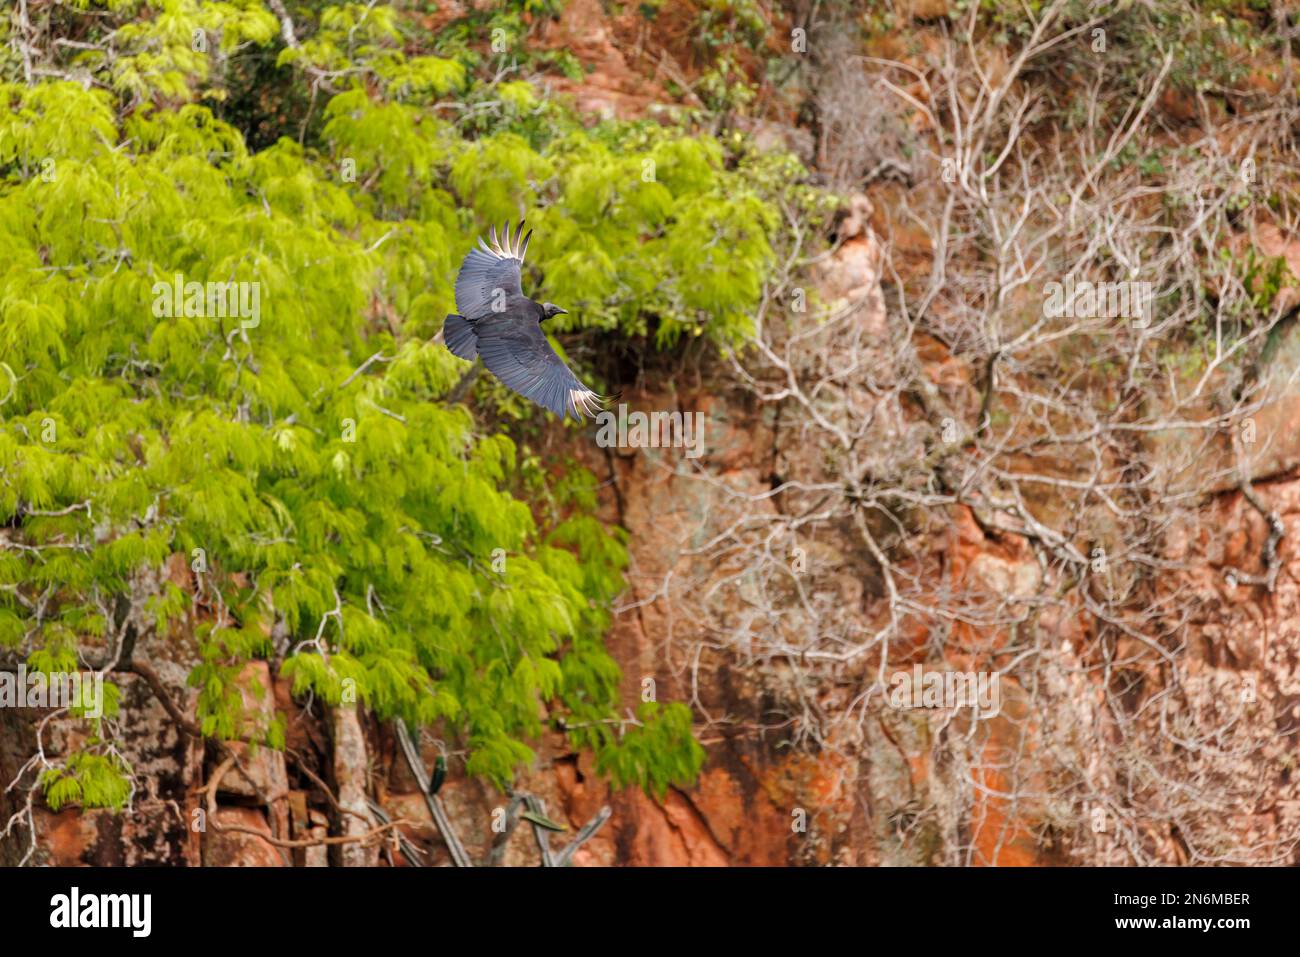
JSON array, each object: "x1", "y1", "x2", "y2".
[{"x1": 442, "y1": 314, "x2": 478, "y2": 360}]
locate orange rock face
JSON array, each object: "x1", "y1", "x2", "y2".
[
  {"x1": 203, "y1": 808, "x2": 285, "y2": 867},
  {"x1": 536, "y1": 0, "x2": 670, "y2": 121}
]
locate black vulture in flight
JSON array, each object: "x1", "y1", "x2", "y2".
[{"x1": 441, "y1": 220, "x2": 606, "y2": 421}]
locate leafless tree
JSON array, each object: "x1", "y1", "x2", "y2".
[{"x1": 623, "y1": 0, "x2": 1300, "y2": 865}]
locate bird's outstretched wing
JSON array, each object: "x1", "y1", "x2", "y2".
[
  {"x1": 476, "y1": 319, "x2": 606, "y2": 421},
  {"x1": 454, "y1": 220, "x2": 534, "y2": 319},
  {"x1": 442, "y1": 314, "x2": 477, "y2": 360}
]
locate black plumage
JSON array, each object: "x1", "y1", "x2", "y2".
[{"x1": 441, "y1": 220, "x2": 605, "y2": 420}]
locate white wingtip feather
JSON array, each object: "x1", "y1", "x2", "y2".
[
  {"x1": 569, "y1": 389, "x2": 605, "y2": 420},
  {"x1": 480, "y1": 219, "x2": 529, "y2": 261}
]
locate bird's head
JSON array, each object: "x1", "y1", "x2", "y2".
[{"x1": 540, "y1": 302, "x2": 568, "y2": 322}]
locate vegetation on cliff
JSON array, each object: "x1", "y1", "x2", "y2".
[
  {"x1": 4, "y1": 0, "x2": 1297, "y2": 869},
  {"x1": 0, "y1": 0, "x2": 823, "y2": 817}
]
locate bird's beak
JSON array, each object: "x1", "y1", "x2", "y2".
[{"x1": 554, "y1": 307, "x2": 568, "y2": 316}]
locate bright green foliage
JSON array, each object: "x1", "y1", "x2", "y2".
[
  {"x1": 427, "y1": 0, "x2": 579, "y2": 83},
  {"x1": 474, "y1": 125, "x2": 778, "y2": 347},
  {"x1": 591, "y1": 702, "x2": 704, "y2": 800},
  {"x1": 329, "y1": 95, "x2": 782, "y2": 348},
  {"x1": 0, "y1": 76, "x2": 697, "y2": 801},
  {"x1": 40, "y1": 751, "x2": 133, "y2": 812},
  {"x1": 0, "y1": 0, "x2": 281, "y2": 102},
  {"x1": 0, "y1": 0, "x2": 813, "y2": 812},
  {"x1": 277, "y1": 3, "x2": 466, "y2": 104}
]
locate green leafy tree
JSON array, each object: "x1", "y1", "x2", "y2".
[{"x1": 0, "y1": 0, "x2": 822, "y2": 817}]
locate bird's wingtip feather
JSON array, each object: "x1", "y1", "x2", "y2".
[
  {"x1": 568, "y1": 388, "x2": 613, "y2": 421},
  {"x1": 479, "y1": 218, "x2": 531, "y2": 261}
]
